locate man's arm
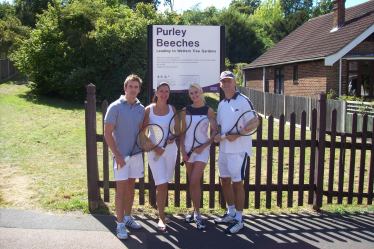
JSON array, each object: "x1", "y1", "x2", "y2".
[{"x1": 104, "y1": 123, "x2": 126, "y2": 168}]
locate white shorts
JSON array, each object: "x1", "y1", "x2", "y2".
[
  {"x1": 147, "y1": 142, "x2": 177, "y2": 186},
  {"x1": 185, "y1": 145, "x2": 210, "y2": 164},
  {"x1": 113, "y1": 153, "x2": 144, "y2": 181},
  {"x1": 218, "y1": 152, "x2": 248, "y2": 182}
]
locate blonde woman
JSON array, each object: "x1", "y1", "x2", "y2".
[
  {"x1": 143, "y1": 82, "x2": 177, "y2": 232},
  {"x1": 180, "y1": 83, "x2": 216, "y2": 230}
]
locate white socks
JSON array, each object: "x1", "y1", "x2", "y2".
[
  {"x1": 228, "y1": 205, "x2": 236, "y2": 217},
  {"x1": 235, "y1": 211, "x2": 243, "y2": 222},
  {"x1": 194, "y1": 212, "x2": 201, "y2": 219}
]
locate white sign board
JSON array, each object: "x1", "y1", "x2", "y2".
[{"x1": 152, "y1": 25, "x2": 221, "y2": 92}]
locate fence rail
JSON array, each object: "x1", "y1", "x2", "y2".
[{"x1": 85, "y1": 84, "x2": 374, "y2": 212}]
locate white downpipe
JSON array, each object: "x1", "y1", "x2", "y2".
[{"x1": 339, "y1": 58, "x2": 342, "y2": 97}]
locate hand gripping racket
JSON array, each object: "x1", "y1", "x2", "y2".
[
  {"x1": 220, "y1": 110, "x2": 260, "y2": 140},
  {"x1": 154, "y1": 110, "x2": 192, "y2": 161},
  {"x1": 180, "y1": 117, "x2": 218, "y2": 166},
  {"x1": 116, "y1": 124, "x2": 163, "y2": 169}
]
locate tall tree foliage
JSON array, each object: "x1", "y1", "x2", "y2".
[
  {"x1": 229, "y1": 0, "x2": 261, "y2": 15},
  {"x1": 0, "y1": 1, "x2": 30, "y2": 58},
  {"x1": 14, "y1": 0, "x2": 53, "y2": 27},
  {"x1": 180, "y1": 7, "x2": 264, "y2": 64},
  {"x1": 247, "y1": 0, "x2": 284, "y2": 50},
  {"x1": 12, "y1": 1, "x2": 178, "y2": 103},
  {"x1": 123, "y1": 0, "x2": 160, "y2": 10},
  {"x1": 280, "y1": 0, "x2": 313, "y2": 17}
]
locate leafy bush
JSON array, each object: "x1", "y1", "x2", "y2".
[{"x1": 12, "y1": 1, "x2": 178, "y2": 104}]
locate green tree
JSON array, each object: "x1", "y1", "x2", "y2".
[
  {"x1": 212, "y1": 9, "x2": 264, "y2": 63},
  {"x1": 14, "y1": 0, "x2": 54, "y2": 27},
  {"x1": 265, "y1": 10, "x2": 309, "y2": 44},
  {"x1": 123, "y1": 0, "x2": 160, "y2": 10},
  {"x1": 12, "y1": 1, "x2": 178, "y2": 103},
  {"x1": 312, "y1": 0, "x2": 333, "y2": 18},
  {"x1": 229, "y1": 0, "x2": 261, "y2": 15},
  {"x1": 280, "y1": 0, "x2": 313, "y2": 17},
  {"x1": 0, "y1": 2, "x2": 30, "y2": 58},
  {"x1": 180, "y1": 7, "x2": 264, "y2": 64},
  {"x1": 247, "y1": 0, "x2": 284, "y2": 50}
]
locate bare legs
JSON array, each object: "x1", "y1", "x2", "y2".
[
  {"x1": 220, "y1": 177, "x2": 245, "y2": 212},
  {"x1": 156, "y1": 183, "x2": 168, "y2": 230},
  {"x1": 185, "y1": 161, "x2": 206, "y2": 214},
  {"x1": 115, "y1": 178, "x2": 136, "y2": 223}
]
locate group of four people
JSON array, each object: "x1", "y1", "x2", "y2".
[{"x1": 104, "y1": 71, "x2": 256, "y2": 240}]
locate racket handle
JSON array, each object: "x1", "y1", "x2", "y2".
[
  {"x1": 153, "y1": 147, "x2": 165, "y2": 161},
  {"x1": 220, "y1": 134, "x2": 227, "y2": 139},
  {"x1": 124, "y1": 155, "x2": 130, "y2": 163},
  {"x1": 180, "y1": 151, "x2": 193, "y2": 166},
  {"x1": 154, "y1": 154, "x2": 161, "y2": 161}
]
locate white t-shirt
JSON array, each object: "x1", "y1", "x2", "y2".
[{"x1": 217, "y1": 91, "x2": 255, "y2": 156}]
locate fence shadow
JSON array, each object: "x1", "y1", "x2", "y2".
[{"x1": 91, "y1": 212, "x2": 374, "y2": 249}]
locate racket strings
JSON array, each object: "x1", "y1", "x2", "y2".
[
  {"x1": 137, "y1": 125, "x2": 163, "y2": 150},
  {"x1": 237, "y1": 111, "x2": 259, "y2": 136},
  {"x1": 171, "y1": 110, "x2": 192, "y2": 137},
  {"x1": 195, "y1": 117, "x2": 218, "y2": 145}
]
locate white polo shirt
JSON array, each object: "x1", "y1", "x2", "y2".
[{"x1": 217, "y1": 91, "x2": 255, "y2": 156}]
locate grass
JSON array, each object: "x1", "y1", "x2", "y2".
[{"x1": 0, "y1": 77, "x2": 373, "y2": 216}]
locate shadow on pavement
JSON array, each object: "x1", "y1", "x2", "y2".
[{"x1": 92, "y1": 212, "x2": 374, "y2": 249}]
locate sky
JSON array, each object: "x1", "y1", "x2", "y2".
[{"x1": 2, "y1": 0, "x2": 371, "y2": 12}]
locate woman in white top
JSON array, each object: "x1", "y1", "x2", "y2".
[
  {"x1": 143, "y1": 82, "x2": 177, "y2": 231},
  {"x1": 180, "y1": 83, "x2": 216, "y2": 230}
]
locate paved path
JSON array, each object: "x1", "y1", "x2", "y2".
[{"x1": 1, "y1": 208, "x2": 374, "y2": 248}]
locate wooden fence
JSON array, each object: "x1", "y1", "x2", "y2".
[
  {"x1": 85, "y1": 84, "x2": 374, "y2": 212},
  {"x1": 0, "y1": 58, "x2": 17, "y2": 82}
]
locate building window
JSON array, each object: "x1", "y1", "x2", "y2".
[
  {"x1": 275, "y1": 67, "x2": 284, "y2": 94},
  {"x1": 293, "y1": 66, "x2": 298, "y2": 83},
  {"x1": 348, "y1": 60, "x2": 373, "y2": 97}
]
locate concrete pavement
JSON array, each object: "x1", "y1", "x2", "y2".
[{"x1": 1, "y1": 208, "x2": 374, "y2": 248}]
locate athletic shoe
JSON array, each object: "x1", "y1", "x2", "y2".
[
  {"x1": 124, "y1": 216, "x2": 142, "y2": 229},
  {"x1": 194, "y1": 216, "x2": 206, "y2": 230},
  {"x1": 214, "y1": 212, "x2": 235, "y2": 224},
  {"x1": 225, "y1": 220, "x2": 244, "y2": 234},
  {"x1": 116, "y1": 223, "x2": 128, "y2": 240},
  {"x1": 184, "y1": 211, "x2": 195, "y2": 223}
]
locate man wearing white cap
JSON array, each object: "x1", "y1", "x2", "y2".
[{"x1": 214, "y1": 71, "x2": 256, "y2": 234}]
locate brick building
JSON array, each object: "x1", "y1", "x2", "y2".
[{"x1": 242, "y1": 0, "x2": 374, "y2": 99}]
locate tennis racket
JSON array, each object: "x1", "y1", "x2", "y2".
[
  {"x1": 220, "y1": 110, "x2": 260, "y2": 140},
  {"x1": 116, "y1": 124, "x2": 163, "y2": 169},
  {"x1": 180, "y1": 117, "x2": 218, "y2": 166},
  {"x1": 154, "y1": 110, "x2": 192, "y2": 161}
]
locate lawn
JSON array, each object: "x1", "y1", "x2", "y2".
[{"x1": 0, "y1": 77, "x2": 373, "y2": 216}]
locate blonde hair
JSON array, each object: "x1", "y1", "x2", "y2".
[{"x1": 189, "y1": 82, "x2": 205, "y2": 104}]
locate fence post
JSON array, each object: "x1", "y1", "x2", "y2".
[
  {"x1": 7, "y1": 58, "x2": 10, "y2": 78},
  {"x1": 85, "y1": 83, "x2": 100, "y2": 211},
  {"x1": 313, "y1": 93, "x2": 327, "y2": 210}
]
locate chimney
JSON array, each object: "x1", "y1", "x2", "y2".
[{"x1": 332, "y1": 0, "x2": 345, "y2": 31}]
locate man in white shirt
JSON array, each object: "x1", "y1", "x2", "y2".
[{"x1": 214, "y1": 71, "x2": 257, "y2": 234}]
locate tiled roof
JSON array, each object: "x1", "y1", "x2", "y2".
[{"x1": 243, "y1": 0, "x2": 374, "y2": 69}]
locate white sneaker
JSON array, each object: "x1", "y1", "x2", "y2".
[
  {"x1": 184, "y1": 211, "x2": 194, "y2": 223},
  {"x1": 124, "y1": 216, "x2": 142, "y2": 229},
  {"x1": 225, "y1": 220, "x2": 244, "y2": 234},
  {"x1": 214, "y1": 212, "x2": 235, "y2": 224},
  {"x1": 116, "y1": 223, "x2": 128, "y2": 240}
]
